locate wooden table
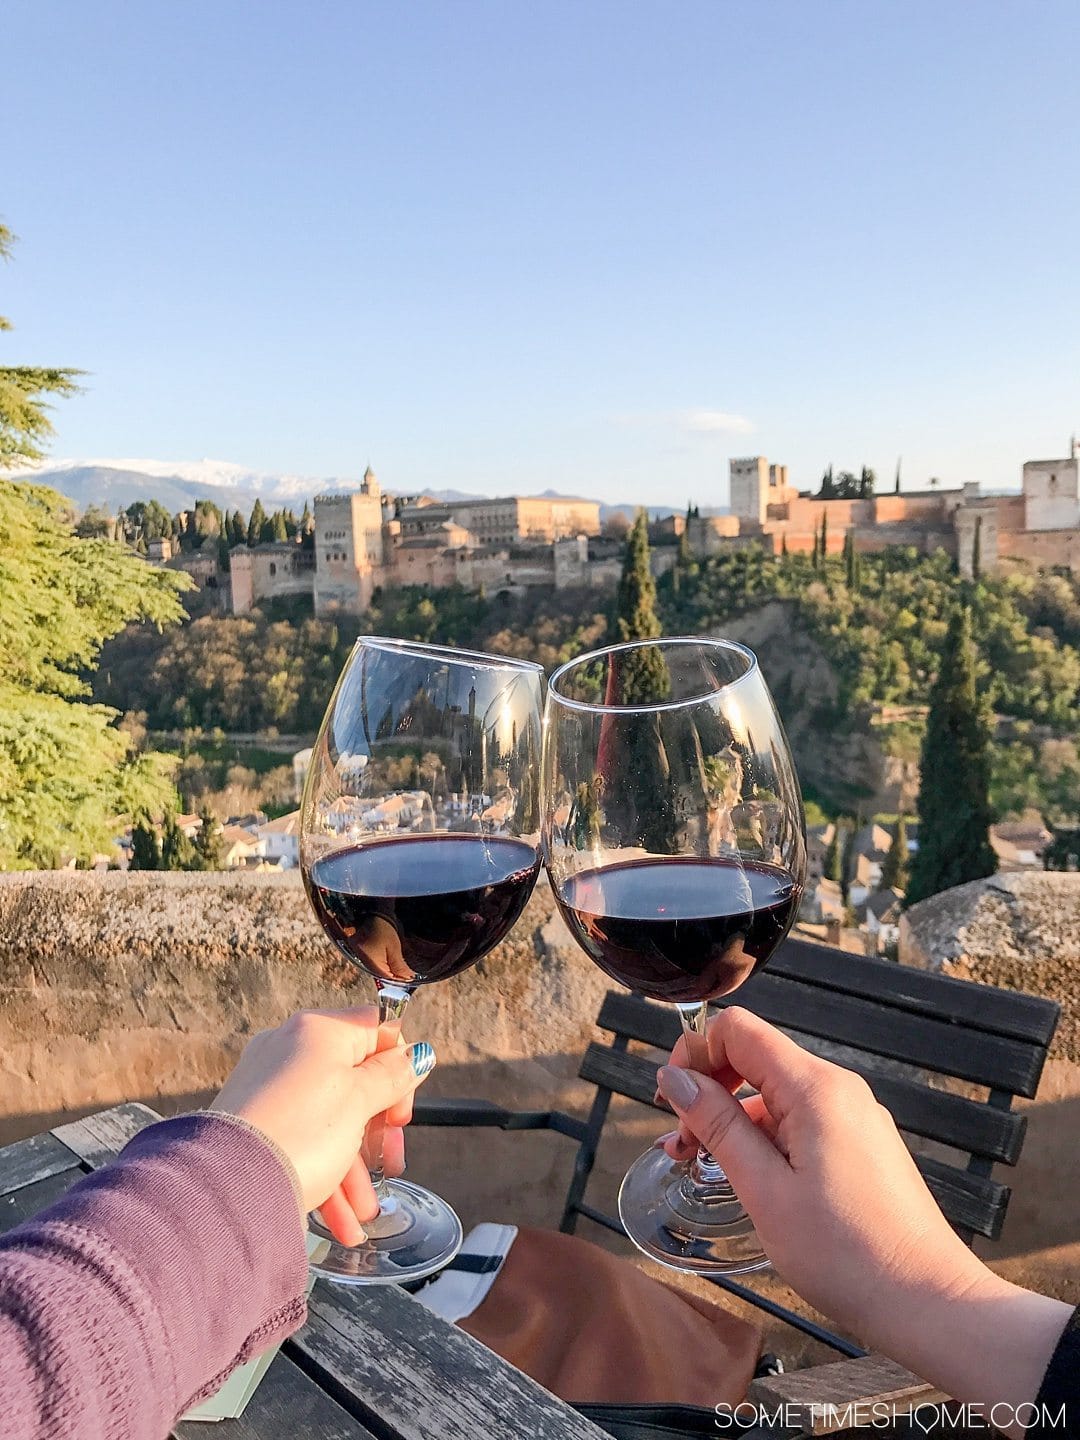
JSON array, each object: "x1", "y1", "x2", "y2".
[{"x1": 0, "y1": 1104, "x2": 608, "y2": 1440}]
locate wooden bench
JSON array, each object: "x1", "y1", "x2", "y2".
[{"x1": 413, "y1": 933, "x2": 1060, "y2": 1429}]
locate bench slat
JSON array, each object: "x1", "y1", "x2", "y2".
[
  {"x1": 0, "y1": 1132, "x2": 84, "y2": 1197},
  {"x1": 916, "y1": 1155, "x2": 1010, "y2": 1240},
  {"x1": 0, "y1": 1167, "x2": 84, "y2": 1235},
  {"x1": 51, "y1": 1102, "x2": 160, "y2": 1167},
  {"x1": 774, "y1": 938, "x2": 1059, "y2": 1046},
  {"x1": 597, "y1": 983, "x2": 1048, "y2": 1098},
  {"x1": 579, "y1": 1041, "x2": 1026, "y2": 1165}
]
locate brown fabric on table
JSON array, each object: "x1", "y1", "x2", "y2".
[{"x1": 458, "y1": 1226, "x2": 762, "y2": 1408}]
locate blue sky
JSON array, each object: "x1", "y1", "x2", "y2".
[{"x1": 5, "y1": 1, "x2": 1080, "y2": 506}]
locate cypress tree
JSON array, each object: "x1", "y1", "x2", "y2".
[
  {"x1": 820, "y1": 510, "x2": 829, "y2": 562},
  {"x1": 824, "y1": 824, "x2": 843, "y2": 883},
  {"x1": 160, "y1": 810, "x2": 197, "y2": 871},
  {"x1": 843, "y1": 531, "x2": 855, "y2": 589},
  {"x1": 811, "y1": 520, "x2": 821, "y2": 573},
  {"x1": 192, "y1": 804, "x2": 224, "y2": 870},
  {"x1": 129, "y1": 814, "x2": 160, "y2": 870},
  {"x1": 906, "y1": 608, "x2": 997, "y2": 905},
  {"x1": 270, "y1": 509, "x2": 289, "y2": 543},
  {"x1": 971, "y1": 516, "x2": 982, "y2": 581},
  {"x1": 614, "y1": 510, "x2": 668, "y2": 702},
  {"x1": 247, "y1": 498, "x2": 267, "y2": 548},
  {"x1": 894, "y1": 457, "x2": 902, "y2": 494},
  {"x1": 228, "y1": 509, "x2": 246, "y2": 546},
  {"x1": 300, "y1": 500, "x2": 313, "y2": 534},
  {"x1": 840, "y1": 820, "x2": 856, "y2": 902},
  {"x1": 880, "y1": 815, "x2": 909, "y2": 891},
  {"x1": 780, "y1": 533, "x2": 788, "y2": 558},
  {"x1": 609, "y1": 510, "x2": 675, "y2": 851}
]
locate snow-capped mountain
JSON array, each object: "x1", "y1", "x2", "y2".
[{"x1": 24, "y1": 457, "x2": 681, "y2": 522}]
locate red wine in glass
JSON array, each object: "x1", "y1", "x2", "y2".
[
  {"x1": 300, "y1": 637, "x2": 544, "y2": 1285},
  {"x1": 542, "y1": 635, "x2": 807, "y2": 1275},
  {"x1": 554, "y1": 857, "x2": 801, "y2": 1005},
  {"x1": 307, "y1": 835, "x2": 541, "y2": 986}
]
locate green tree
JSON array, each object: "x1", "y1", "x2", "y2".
[
  {"x1": 971, "y1": 516, "x2": 982, "y2": 582},
  {"x1": 859, "y1": 466, "x2": 876, "y2": 498},
  {"x1": 824, "y1": 824, "x2": 843, "y2": 882},
  {"x1": 907, "y1": 608, "x2": 997, "y2": 905},
  {"x1": 894, "y1": 457, "x2": 902, "y2": 494},
  {"x1": 840, "y1": 820, "x2": 856, "y2": 902},
  {"x1": 820, "y1": 509, "x2": 829, "y2": 560},
  {"x1": 247, "y1": 498, "x2": 267, "y2": 548},
  {"x1": 880, "y1": 815, "x2": 909, "y2": 890},
  {"x1": 610, "y1": 510, "x2": 675, "y2": 850},
  {"x1": 270, "y1": 509, "x2": 289, "y2": 543},
  {"x1": 0, "y1": 480, "x2": 191, "y2": 867},
  {"x1": 160, "y1": 809, "x2": 197, "y2": 870},
  {"x1": 843, "y1": 531, "x2": 858, "y2": 590},
  {"x1": 75, "y1": 504, "x2": 115, "y2": 539},
  {"x1": 191, "y1": 804, "x2": 224, "y2": 869},
  {"x1": 614, "y1": 509, "x2": 668, "y2": 701},
  {"x1": 227, "y1": 509, "x2": 247, "y2": 547},
  {"x1": 0, "y1": 224, "x2": 82, "y2": 466},
  {"x1": 299, "y1": 500, "x2": 313, "y2": 535},
  {"x1": 819, "y1": 465, "x2": 835, "y2": 499},
  {"x1": 129, "y1": 813, "x2": 160, "y2": 870}
]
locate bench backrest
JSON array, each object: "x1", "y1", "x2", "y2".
[{"x1": 573, "y1": 935, "x2": 1060, "y2": 1244}]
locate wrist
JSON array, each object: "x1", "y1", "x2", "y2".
[
  {"x1": 872, "y1": 1258, "x2": 1071, "y2": 1431},
  {"x1": 206, "y1": 1108, "x2": 306, "y2": 1220}
]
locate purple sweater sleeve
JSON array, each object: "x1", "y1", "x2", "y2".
[{"x1": 0, "y1": 1113, "x2": 310, "y2": 1440}]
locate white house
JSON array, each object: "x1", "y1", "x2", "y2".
[
  {"x1": 257, "y1": 810, "x2": 300, "y2": 868},
  {"x1": 864, "y1": 887, "x2": 904, "y2": 955}
]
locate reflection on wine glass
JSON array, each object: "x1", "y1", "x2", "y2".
[
  {"x1": 300, "y1": 636, "x2": 544, "y2": 1284},
  {"x1": 542, "y1": 636, "x2": 806, "y2": 1275}
]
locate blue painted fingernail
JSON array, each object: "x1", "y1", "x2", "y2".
[{"x1": 407, "y1": 1042, "x2": 437, "y2": 1079}]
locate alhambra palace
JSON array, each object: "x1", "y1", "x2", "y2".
[{"x1": 224, "y1": 443, "x2": 1080, "y2": 618}]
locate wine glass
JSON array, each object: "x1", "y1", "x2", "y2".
[
  {"x1": 300, "y1": 636, "x2": 545, "y2": 1284},
  {"x1": 542, "y1": 636, "x2": 806, "y2": 1274}
]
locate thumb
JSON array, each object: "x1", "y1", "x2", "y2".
[
  {"x1": 353, "y1": 1040, "x2": 437, "y2": 1123},
  {"x1": 656, "y1": 1064, "x2": 785, "y2": 1209}
]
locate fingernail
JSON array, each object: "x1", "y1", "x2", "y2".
[
  {"x1": 657, "y1": 1066, "x2": 700, "y2": 1110},
  {"x1": 652, "y1": 1129, "x2": 678, "y2": 1149},
  {"x1": 407, "y1": 1041, "x2": 437, "y2": 1080}
]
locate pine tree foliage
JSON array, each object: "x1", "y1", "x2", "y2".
[
  {"x1": 192, "y1": 804, "x2": 224, "y2": 870},
  {"x1": 160, "y1": 810, "x2": 196, "y2": 870},
  {"x1": 824, "y1": 824, "x2": 843, "y2": 882},
  {"x1": 129, "y1": 814, "x2": 160, "y2": 870},
  {"x1": 614, "y1": 509, "x2": 669, "y2": 705},
  {"x1": 0, "y1": 479, "x2": 191, "y2": 866},
  {"x1": 0, "y1": 224, "x2": 83, "y2": 466},
  {"x1": 247, "y1": 499, "x2": 267, "y2": 548},
  {"x1": 906, "y1": 609, "x2": 997, "y2": 905}
]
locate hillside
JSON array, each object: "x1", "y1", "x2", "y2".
[{"x1": 95, "y1": 543, "x2": 1080, "y2": 824}]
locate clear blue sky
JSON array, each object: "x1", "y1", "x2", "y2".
[{"x1": 5, "y1": 1, "x2": 1080, "y2": 506}]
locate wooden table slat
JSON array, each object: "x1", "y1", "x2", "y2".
[
  {"x1": 294, "y1": 1282, "x2": 610, "y2": 1440},
  {"x1": 174, "y1": 1356, "x2": 380, "y2": 1439},
  {"x1": 0, "y1": 1168, "x2": 85, "y2": 1235},
  {"x1": 51, "y1": 1102, "x2": 160, "y2": 1167},
  {"x1": 0, "y1": 1131, "x2": 84, "y2": 1197}
]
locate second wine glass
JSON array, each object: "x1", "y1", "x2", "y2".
[
  {"x1": 300, "y1": 636, "x2": 544, "y2": 1284},
  {"x1": 541, "y1": 636, "x2": 806, "y2": 1275}
]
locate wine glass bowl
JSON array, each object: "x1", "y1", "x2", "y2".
[
  {"x1": 300, "y1": 636, "x2": 544, "y2": 1283},
  {"x1": 542, "y1": 636, "x2": 806, "y2": 1274}
]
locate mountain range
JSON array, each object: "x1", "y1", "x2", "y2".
[{"x1": 24, "y1": 458, "x2": 684, "y2": 522}]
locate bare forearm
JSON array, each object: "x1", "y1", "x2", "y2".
[{"x1": 870, "y1": 1268, "x2": 1071, "y2": 1437}]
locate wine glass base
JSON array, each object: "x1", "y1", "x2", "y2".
[
  {"x1": 618, "y1": 1146, "x2": 771, "y2": 1276},
  {"x1": 308, "y1": 1178, "x2": 463, "y2": 1285}
]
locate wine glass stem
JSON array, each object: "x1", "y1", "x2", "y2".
[
  {"x1": 368, "y1": 981, "x2": 413, "y2": 1198},
  {"x1": 676, "y1": 1002, "x2": 738, "y2": 1202}
]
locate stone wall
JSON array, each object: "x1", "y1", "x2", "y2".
[
  {"x1": 0, "y1": 870, "x2": 645, "y2": 1233},
  {"x1": 901, "y1": 871, "x2": 1080, "y2": 1300}
]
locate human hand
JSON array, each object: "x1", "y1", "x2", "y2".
[
  {"x1": 212, "y1": 1007, "x2": 435, "y2": 1246},
  {"x1": 655, "y1": 1008, "x2": 985, "y2": 1342}
]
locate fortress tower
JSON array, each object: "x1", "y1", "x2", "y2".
[{"x1": 729, "y1": 457, "x2": 797, "y2": 528}]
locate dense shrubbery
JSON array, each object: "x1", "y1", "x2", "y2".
[
  {"x1": 96, "y1": 586, "x2": 609, "y2": 734},
  {"x1": 659, "y1": 545, "x2": 1080, "y2": 822}
]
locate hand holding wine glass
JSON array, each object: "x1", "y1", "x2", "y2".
[
  {"x1": 542, "y1": 636, "x2": 806, "y2": 1274},
  {"x1": 300, "y1": 637, "x2": 544, "y2": 1283}
]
